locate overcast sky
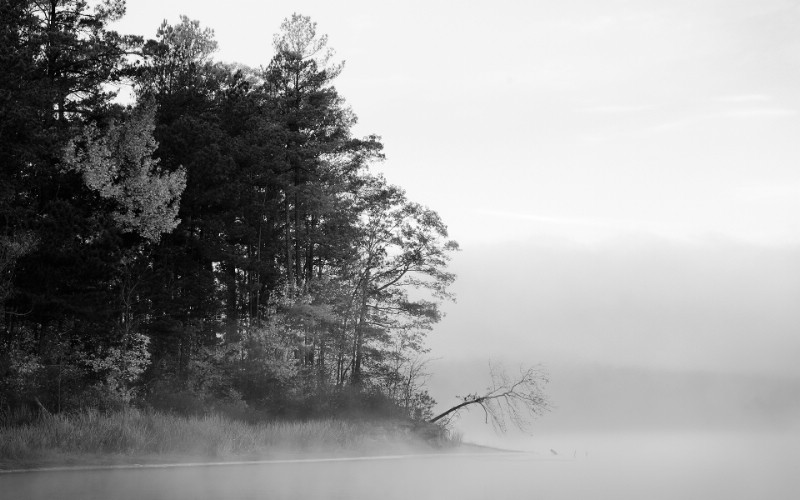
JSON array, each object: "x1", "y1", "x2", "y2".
[
  {"x1": 116, "y1": 0, "x2": 800, "y2": 247},
  {"x1": 113, "y1": 1, "x2": 800, "y2": 422}
]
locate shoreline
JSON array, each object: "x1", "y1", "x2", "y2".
[
  {"x1": 0, "y1": 410, "x2": 467, "y2": 472},
  {"x1": 0, "y1": 442, "x2": 517, "y2": 474}
]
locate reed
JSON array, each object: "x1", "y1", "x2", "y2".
[{"x1": 0, "y1": 409, "x2": 455, "y2": 465}]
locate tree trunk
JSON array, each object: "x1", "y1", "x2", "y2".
[
  {"x1": 293, "y1": 190, "x2": 301, "y2": 285},
  {"x1": 351, "y1": 284, "x2": 369, "y2": 386},
  {"x1": 429, "y1": 397, "x2": 484, "y2": 424},
  {"x1": 225, "y1": 261, "x2": 239, "y2": 342},
  {"x1": 284, "y1": 193, "x2": 293, "y2": 288}
]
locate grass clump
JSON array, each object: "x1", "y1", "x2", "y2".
[{"x1": 0, "y1": 409, "x2": 456, "y2": 468}]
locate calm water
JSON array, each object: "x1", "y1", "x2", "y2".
[{"x1": 2, "y1": 431, "x2": 797, "y2": 500}]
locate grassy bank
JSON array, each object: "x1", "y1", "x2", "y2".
[{"x1": 0, "y1": 409, "x2": 460, "y2": 470}]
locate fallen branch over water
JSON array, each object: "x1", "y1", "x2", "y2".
[{"x1": 430, "y1": 364, "x2": 550, "y2": 432}]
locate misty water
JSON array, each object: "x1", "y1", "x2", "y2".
[{"x1": 3, "y1": 430, "x2": 797, "y2": 500}]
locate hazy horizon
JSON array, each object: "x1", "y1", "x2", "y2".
[{"x1": 425, "y1": 233, "x2": 800, "y2": 442}]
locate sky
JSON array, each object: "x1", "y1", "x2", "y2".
[
  {"x1": 112, "y1": 1, "x2": 800, "y2": 433},
  {"x1": 112, "y1": 0, "x2": 800, "y2": 246}
]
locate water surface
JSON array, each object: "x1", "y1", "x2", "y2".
[{"x1": 2, "y1": 431, "x2": 796, "y2": 500}]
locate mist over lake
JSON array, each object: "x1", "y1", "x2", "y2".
[
  {"x1": 416, "y1": 235, "x2": 800, "y2": 499},
  {"x1": 4, "y1": 429, "x2": 798, "y2": 500}
]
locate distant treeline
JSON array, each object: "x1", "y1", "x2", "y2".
[{"x1": 0, "y1": 1, "x2": 457, "y2": 421}]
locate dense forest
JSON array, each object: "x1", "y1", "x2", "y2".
[{"x1": 0, "y1": 0, "x2": 458, "y2": 423}]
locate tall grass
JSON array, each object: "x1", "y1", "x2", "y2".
[{"x1": 0, "y1": 409, "x2": 455, "y2": 466}]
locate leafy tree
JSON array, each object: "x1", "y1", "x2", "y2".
[
  {"x1": 263, "y1": 13, "x2": 365, "y2": 288},
  {"x1": 63, "y1": 104, "x2": 186, "y2": 242},
  {"x1": 22, "y1": 0, "x2": 138, "y2": 123},
  {"x1": 138, "y1": 15, "x2": 218, "y2": 101},
  {"x1": 0, "y1": 0, "x2": 159, "y2": 413},
  {"x1": 1, "y1": 8, "x2": 460, "y2": 422},
  {"x1": 1, "y1": 0, "x2": 145, "y2": 313},
  {"x1": 131, "y1": 17, "x2": 234, "y2": 390},
  {"x1": 344, "y1": 176, "x2": 458, "y2": 385}
]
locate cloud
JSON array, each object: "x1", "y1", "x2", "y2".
[
  {"x1": 648, "y1": 106, "x2": 796, "y2": 132},
  {"x1": 578, "y1": 104, "x2": 657, "y2": 114},
  {"x1": 732, "y1": 182, "x2": 800, "y2": 201},
  {"x1": 472, "y1": 209, "x2": 643, "y2": 231},
  {"x1": 714, "y1": 94, "x2": 772, "y2": 103},
  {"x1": 725, "y1": 108, "x2": 797, "y2": 118}
]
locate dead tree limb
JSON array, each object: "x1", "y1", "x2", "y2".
[{"x1": 429, "y1": 363, "x2": 550, "y2": 432}]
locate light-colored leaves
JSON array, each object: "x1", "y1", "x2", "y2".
[
  {"x1": 63, "y1": 105, "x2": 186, "y2": 242},
  {"x1": 274, "y1": 13, "x2": 335, "y2": 65}
]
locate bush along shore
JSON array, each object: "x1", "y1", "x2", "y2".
[{"x1": 0, "y1": 408, "x2": 460, "y2": 470}]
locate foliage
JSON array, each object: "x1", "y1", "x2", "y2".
[
  {"x1": 82, "y1": 331, "x2": 151, "y2": 407},
  {"x1": 138, "y1": 15, "x2": 218, "y2": 97},
  {"x1": 0, "y1": 232, "x2": 37, "y2": 307},
  {"x1": 1, "y1": 8, "x2": 458, "y2": 425},
  {"x1": 63, "y1": 104, "x2": 187, "y2": 242}
]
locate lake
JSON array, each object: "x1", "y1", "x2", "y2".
[{"x1": 2, "y1": 431, "x2": 797, "y2": 500}]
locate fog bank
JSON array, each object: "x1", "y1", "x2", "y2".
[{"x1": 428, "y1": 235, "x2": 800, "y2": 376}]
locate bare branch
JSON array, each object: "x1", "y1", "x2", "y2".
[{"x1": 429, "y1": 363, "x2": 550, "y2": 433}]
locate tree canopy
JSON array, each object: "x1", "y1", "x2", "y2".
[{"x1": 0, "y1": 6, "x2": 458, "y2": 421}]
